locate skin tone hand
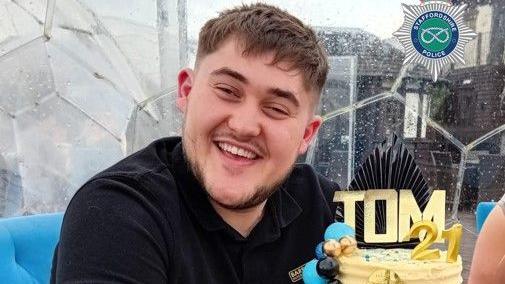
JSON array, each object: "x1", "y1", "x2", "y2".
[
  {"x1": 469, "y1": 205, "x2": 505, "y2": 284},
  {"x1": 496, "y1": 255, "x2": 505, "y2": 282}
]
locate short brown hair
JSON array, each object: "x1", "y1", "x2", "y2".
[{"x1": 196, "y1": 3, "x2": 328, "y2": 96}]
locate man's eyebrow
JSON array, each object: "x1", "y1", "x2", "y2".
[
  {"x1": 210, "y1": 67, "x2": 249, "y2": 84},
  {"x1": 268, "y1": 88, "x2": 300, "y2": 108}
]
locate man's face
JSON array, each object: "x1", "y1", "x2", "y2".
[{"x1": 177, "y1": 38, "x2": 322, "y2": 210}]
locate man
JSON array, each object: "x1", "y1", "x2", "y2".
[{"x1": 51, "y1": 3, "x2": 339, "y2": 283}]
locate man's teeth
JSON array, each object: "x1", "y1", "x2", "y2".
[{"x1": 218, "y1": 142, "x2": 257, "y2": 159}]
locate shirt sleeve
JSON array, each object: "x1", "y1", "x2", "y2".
[
  {"x1": 51, "y1": 177, "x2": 171, "y2": 284},
  {"x1": 498, "y1": 193, "x2": 505, "y2": 210}
]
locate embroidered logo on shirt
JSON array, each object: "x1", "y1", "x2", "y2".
[{"x1": 288, "y1": 264, "x2": 305, "y2": 283}]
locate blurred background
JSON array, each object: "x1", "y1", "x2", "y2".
[{"x1": 0, "y1": 0, "x2": 504, "y2": 281}]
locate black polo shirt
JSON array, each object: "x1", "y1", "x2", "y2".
[{"x1": 51, "y1": 137, "x2": 339, "y2": 284}]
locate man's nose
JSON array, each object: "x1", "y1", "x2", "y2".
[{"x1": 226, "y1": 102, "x2": 261, "y2": 137}]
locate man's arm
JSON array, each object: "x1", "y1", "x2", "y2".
[
  {"x1": 469, "y1": 200, "x2": 505, "y2": 284},
  {"x1": 51, "y1": 178, "x2": 171, "y2": 283}
]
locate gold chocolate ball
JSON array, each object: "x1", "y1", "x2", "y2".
[
  {"x1": 339, "y1": 237, "x2": 352, "y2": 247},
  {"x1": 340, "y1": 236, "x2": 357, "y2": 255},
  {"x1": 342, "y1": 244, "x2": 355, "y2": 255},
  {"x1": 323, "y1": 239, "x2": 342, "y2": 257}
]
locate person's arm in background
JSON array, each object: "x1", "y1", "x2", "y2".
[
  {"x1": 469, "y1": 198, "x2": 505, "y2": 284},
  {"x1": 495, "y1": 254, "x2": 505, "y2": 282},
  {"x1": 51, "y1": 178, "x2": 171, "y2": 284}
]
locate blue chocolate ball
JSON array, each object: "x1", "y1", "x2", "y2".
[
  {"x1": 315, "y1": 242, "x2": 326, "y2": 260},
  {"x1": 324, "y1": 222, "x2": 355, "y2": 241},
  {"x1": 302, "y1": 259, "x2": 326, "y2": 284}
]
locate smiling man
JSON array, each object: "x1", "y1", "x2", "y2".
[{"x1": 51, "y1": 3, "x2": 339, "y2": 284}]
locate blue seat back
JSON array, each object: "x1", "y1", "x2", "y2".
[
  {"x1": 476, "y1": 202, "x2": 496, "y2": 233},
  {"x1": 0, "y1": 213, "x2": 63, "y2": 284}
]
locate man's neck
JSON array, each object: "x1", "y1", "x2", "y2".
[{"x1": 210, "y1": 200, "x2": 267, "y2": 237}]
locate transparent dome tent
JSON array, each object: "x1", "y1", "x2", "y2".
[
  {"x1": 0, "y1": 0, "x2": 185, "y2": 215},
  {"x1": 0, "y1": 0, "x2": 504, "y2": 219}
]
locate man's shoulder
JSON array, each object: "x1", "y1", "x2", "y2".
[
  {"x1": 92, "y1": 136, "x2": 181, "y2": 181},
  {"x1": 286, "y1": 163, "x2": 340, "y2": 212},
  {"x1": 288, "y1": 163, "x2": 340, "y2": 193},
  {"x1": 69, "y1": 137, "x2": 183, "y2": 213}
]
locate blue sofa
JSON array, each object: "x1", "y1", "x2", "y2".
[
  {"x1": 0, "y1": 213, "x2": 63, "y2": 284},
  {"x1": 476, "y1": 201, "x2": 496, "y2": 233}
]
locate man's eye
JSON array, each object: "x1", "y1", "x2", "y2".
[
  {"x1": 264, "y1": 105, "x2": 290, "y2": 119},
  {"x1": 216, "y1": 87, "x2": 238, "y2": 97},
  {"x1": 218, "y1": 87, "x2": 232, "y2": 94}
]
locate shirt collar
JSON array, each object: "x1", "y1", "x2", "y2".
[{"x1": 170, "y1": 139, "x2": 302, "y2": 235}]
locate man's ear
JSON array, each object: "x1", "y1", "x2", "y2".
[
  {"x1": 177, "y1": 68, "x2": 194, "y2": 113},
  {"x1": 298, "y1": 116, "x2": 323, "y2": 155}
]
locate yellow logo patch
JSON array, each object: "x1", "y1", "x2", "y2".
[{"x1": 288, "y1": 264, "x2": 305, "y2": 283}]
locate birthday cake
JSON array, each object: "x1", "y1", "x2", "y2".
[
  {"x1": 302, "y1": 222, "x2": 463, "y2": 284},
  {"x1": 302, "y1": 134, "x2": 464, "y2": 283}
]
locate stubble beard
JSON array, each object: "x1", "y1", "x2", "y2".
[{"x1": 181, "y1": 135, "x2": 295, "y2": 210}]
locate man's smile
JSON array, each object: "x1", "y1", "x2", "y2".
[
  {"x1": 213, "y1": 140, "x2": 263, "y2": 168},
  {"x1": 217, "y1": 142, "x2": 258, "y2": 159}
]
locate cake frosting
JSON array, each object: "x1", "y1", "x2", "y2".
[
  {"x1": 339, "y1": 248, "x2": 462, "y2": 284},
  {"x1": 302, "y1": 222, "x2": 463, "y2": 284}
]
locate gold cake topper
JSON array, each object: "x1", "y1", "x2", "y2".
[
  {"x1": 334, "y1": 189, "x2": 446, "y2": 243},
  {"x1": 335, "y1": 189, "x2": 463, "y2": 262}
]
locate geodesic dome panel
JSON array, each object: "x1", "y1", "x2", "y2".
[{"x1": 0, "y1": 0, "x2": 185, "y2": 216}]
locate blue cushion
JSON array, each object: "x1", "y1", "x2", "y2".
[
  {"x1": 476, "y1": 202, "x2": 496, "y2": 233},
  {"x1": 0, "y1": 213, "x2": 64, "y2": 284}
]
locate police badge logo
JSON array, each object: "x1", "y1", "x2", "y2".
[{"x1": 393, "y1": 0, "x2": 477, "y2": 81}]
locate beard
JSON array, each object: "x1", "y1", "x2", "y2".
[{"x1": 181, "y1": 135, "x2": 295, "y2": 210}]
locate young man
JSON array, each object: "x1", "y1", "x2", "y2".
[{"x1": 51, "y1": 3, "x2": 339, "y2": 283}]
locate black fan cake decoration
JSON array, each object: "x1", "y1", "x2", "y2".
[{"x1": 341, "y1": 133, "x2": 432, "y2": 248}]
